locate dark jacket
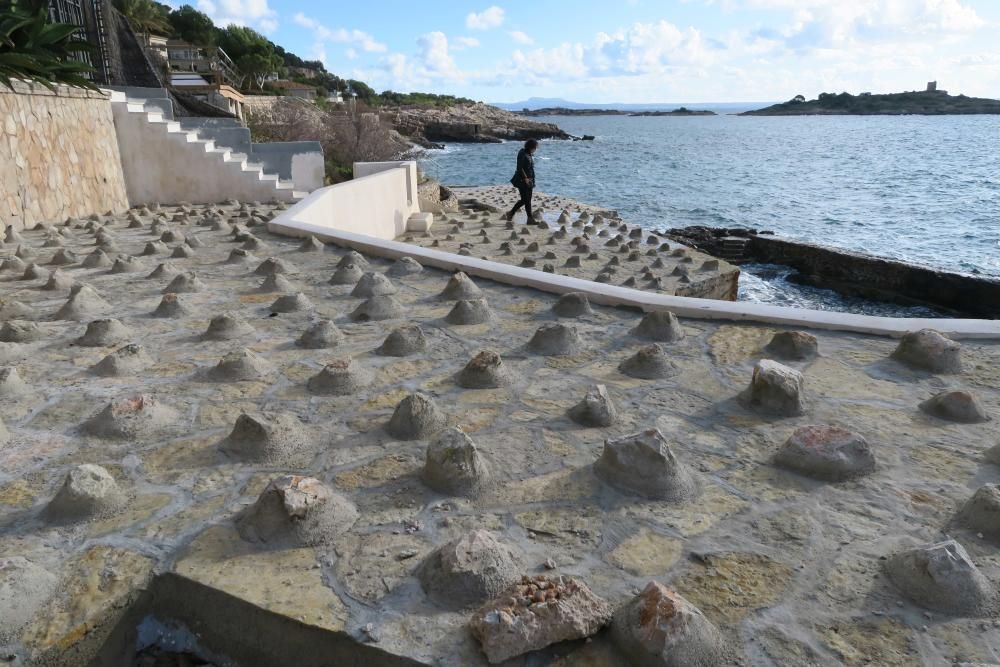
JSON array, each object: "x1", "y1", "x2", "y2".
[{"x1": 510, "y1": 148, "x2": 535, "y2": 188}]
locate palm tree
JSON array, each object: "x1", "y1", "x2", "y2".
[
  {"x1": 0, "y1": 0, "x2": 97, "y2": 91},
  {"x1": 114, "y1": 0, "x2": 171, "y2": 39}
]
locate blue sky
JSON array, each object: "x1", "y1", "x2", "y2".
[{"x1": 187, "y1": 0, "x2": 1000, "y2": 103}]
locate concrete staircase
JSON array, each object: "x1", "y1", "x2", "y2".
[{"x1": 107, "y1": 87, "x2": 307, "y2": 205}]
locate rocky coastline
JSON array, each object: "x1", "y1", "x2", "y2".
[
  {"x1": 519, "y1": 107, "x2": 716, "y2": 117},
  {"x1": 384, "y1": 103, "x2": 571, "y2": 147},
  {"x1": 742, "y1": 89, "x2": 1000, "y2": 116}
]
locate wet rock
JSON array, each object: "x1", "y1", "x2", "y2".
[
  {"x1": 568, "y1": 384, "x2": 618, "y2": 427},
  {"x1": 743, "y1": 360, "x2": 806, "y2": 417},
  {"x1": 387, "y1": 256, "x2": 423, "y2": 276},
  {"x1": 891, "y1": 329, "x2": 962, "y2": 373},
  {"x1": 527, "y1": 323, "x2": 583, "y2": 356},
  {"x1": 152, "y1": 293, "x2": 189, "y2": 318},
  {"x1": 956, "y1": 484, "x2": 1000, "y2": 540},
  {"x1": 446, "y1": 298, "x2": 494, "y2": 325},
  {"x1": 594, "y1": 428, "x2": 699, "y2": 501},
  {"x1": 611, "y1": 582, "x2": 728, "y2": 667},
  {"x1": 163, "y1": 272, "x2": 204, "y2": 294},
  {"x1": 619, "y1": 344, "x2": 678, "y2": 379},
  {"x1": 82, "y1": 395, "x2": 178, "y2": 439},
  {"x1": 307, "y1": 358, "x2": 374, "y2": 395},
  {"x1": 296, "y1": 319, "x2": 343, "y2": 349},
  {"x1": 270, "y1": 292, "x2": 313, "y2": 313},
  {"x1": 919, "y1": 390, "x2": 989, "y2": 423},
  {"x1": 552, "y1": 292, "x2": 593, "y2": 318},
  {"x1": 774, "y1": 425, "x2": 876, "y2": 481},
  {"x1": 457, "y1": 350, "x2": 511, "y2": 388},
  {"x1": 45, "y1": 464, "x2": 126, "y2": 522},
  {"x1": 203, "y1": 313, "x2": 254, "y2": 341},
  {"x1": 377, "y1": 324, "x2": 427, "y2": 356},
  {"x1": 237, "y1": 475, "x2": 358, "y2": 546},
  {"x1": 439, "y1": 271, "x2": 483, "y2": 300},
  {"x1": 91, "y1": 343, "x2": 153, "y2": 377},
  {"x1": 220, "y1": 411, "x2": 312, "y2": 464},
  {"x1": 352, "y1": 271, "x2": 397, "y2": 297},
  {"x1": 765, "y1": 331, "x2": 819, "y2": 361},
  {"x1": 254, "y1": 257, "x2": 297, "y2": 276},
  {"x1": 208, "y1": 348, "x2": 272, "y2": 381},
  {"x1": 0, "y1": 320, "x2": 41, "y2": 343},
  {"x1": 885, "y1": 539, "x2": 996, "y2": 616},
  {"x1": 0, "y1": 557, "x2": 59, "y2": 640},
  {"x1": 419, "y1": 530, "x2": 520, "y2": 609},
  {"x1": 55, "y1": 284, "x2": 110, "y2": 320},
  {"x1": 76, "y1": 318, "x2": 131, "y2": 347},
  {"x1": 387, "y1": 392, "x2": 447, "y2": 440},
  {"x1": 297, "y1": 235, "x2": 325, "y2": 252},
  {"x1": 329, "y1": 262, "x2": 365, "y2": 285},
  {"x1": 470, "y1": 574, "x2": 613, "y2": 664},
  {"x1": 350, "y1": 295, "x2": 405, "y2": 321},
  {"x1": 0, "y1": 366, "x2": 28, "y2": 397},
  {"x1": 421, "y1": 427, "x2": 490, "y2": 496}
]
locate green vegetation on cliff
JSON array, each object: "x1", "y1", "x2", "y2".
[{"x1": 744, "y1": 90, "x2": 1000, "y2": 115}]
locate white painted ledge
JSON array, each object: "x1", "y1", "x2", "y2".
[{"x1": 268, "y1": 217, "x2": 1000, "y2": 340}]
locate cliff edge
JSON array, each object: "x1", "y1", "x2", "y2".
[{"x1": 384, "y1": 103, "x2": 571, "y2": 145}]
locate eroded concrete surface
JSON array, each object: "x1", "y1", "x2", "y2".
[{"x1": 0, "y1": 201, "x2": 999, "y2": 666}]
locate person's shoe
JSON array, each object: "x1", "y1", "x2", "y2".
[{"x1": 504, "y1": 211, "x2": 514, "y2": 222}]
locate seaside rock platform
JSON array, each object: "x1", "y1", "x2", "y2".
[
  {"x1": 403, "y1": 185, "x2": 740, "y2": 301},
  {"x1": 1, "y1": 202, "x2": 1000, "y2": 665}
]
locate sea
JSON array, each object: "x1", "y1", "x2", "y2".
[{"x1": 419, "y1": 113, "x2": 1000, "y2": 317}]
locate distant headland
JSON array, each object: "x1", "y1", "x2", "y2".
[
  {"x1": 742, "y1": 82, "x2": 1000, "y2": 116},
  {"x1": 519, "y1": 107, "x2": 716, "y2": 117}
]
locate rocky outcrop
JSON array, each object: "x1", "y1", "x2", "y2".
[{"x1": 385, "y1": 103, "x2": 570, "y2": 145}]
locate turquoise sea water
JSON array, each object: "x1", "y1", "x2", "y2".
[{"x1": 420, "y1": 114, "x2": 1000, "y2": 315}]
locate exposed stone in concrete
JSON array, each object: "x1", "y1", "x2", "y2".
[
  {"x1": 352, "y1": 271, "x2": 397, "y2": 297},
  {"x1": 110, "y1": 255, "x2": 144, "y2": 274},
  {"x1": 45, "y1": 464, "x2": 126, "y2": 522},
  {"x1": 82, "y1": 394, "x2": 177, "y2": 439},
  {"x1": 225, "y1": 248, "x2": 258, "y2": 265},
  {"x1": 307, "y1": 358, "x2": 374, "y2": 395},
  {"x1": 0, "y1": 366, "x2": 28, "y2": 397},
  {"x1": 956, "y1": 484, "x2": 1000, "y2": 540},
  {"x1": 337, "y1": 250, "x2": 369, "y2": 269},
  {"x1": 146, "y1": 262, "x2": 177, "y2": 279},
  {"x1": 0, "y1": 320, "x2": 41, "y2": 343},
  {"x1": 377, "y1": 323, "x2": 427, "y2": 356},
  {"x1": 75, "y1": 318, "x2": 131, "y2": 347},
  {"x1": 152, "y1": 293, "x2": 189, "y2": 318},
  {"x1": 611, "y1": 582, "x2": 728, "y2": 667},
  {"x1": 257, "y1": 273, "x2": 295, "y2": 293},
  {"x1": 42, "y1": 268, "x2": 75, "y2": 291},
  {"x1": 350, "y1": 295, "x2": 405, "y2": 322},
  {"x1": 387, "y1": 256, "x2": 423, "y2": 276},
  {"x1": 552, "y1": 292, "x2": 593, "y2": 318},
  {"x1": 619, "y1": 344, "x2": 678, "y2": 379},
  {"x1": 270, "y1": 292, "x2": 313, "y2": 313},
  {"x1": 255, "y1": 257, "x2": 297, "y2": 276},
  {"x1": 20, "y1": 262, "x2": 43, "y2": 280},
  {"x1": 439, "y1": 271, "x2": 483, "y2": 300},
  {"x1": 55, "y1": 284, "x2": 110, "y2": 321},
  {"x1": 220, "y1": 411, "x2": 311, "y2": 464},
  {"x1": 765, "y1": 331, "x2": 819, "y2": 361},
  {"x1": 919, "y1": 390, "x2": 990, "y2": 424},
  {"x1": 163, "y1": 272, "x2": 205, "y2": 294},
  {"x1": 446, "y1": 298, "x2": 494, "y2": 325},
  {"x1": 595, "y1": 428, "x2": 699, "y2": 501},
  {"x1": 470, "y1": 574, "x2": 613, "y2": 664},
  {"x1": 0, "y1": 256, "x2": 27, "y2": 272},
  {"x1": 186, "y1": 235, "x2": 204, "y2": 248},
  {"x1": 49, "y1": 248, "x2": 78, "y2": 265},
  {"x1": 296, "y1": 319, "x2": 343, "y2": 349},
  {"x1": 91, "y1": 343, "x2": 153, "y2": 377},
  {"x1": 160, "y1": 230, "x2": 184, "y2": 244},
  {"x1": 170, "y1": 244, "x2": 195, "y2": 259},
  {"x1": 527, "y1": 323, "x2": 583, "y2": 356},
  {"x1": 457, "y1": 350, "x2": 511, "y2": 388},
  {"x1": 387, "y1": 392, "x2": 447, "y2": 440},
  {"x1": 774, "y1": 425, "x2": 876, "y2": 481},
  {"x1": 568, "y1": 384, "x2": 618, "y2": 427},
  {"x1": 421, "y1": 427, "x2": 490, "y2": 497},
  {"x1": 203, "y1": 313, "x2": 254, "y2": 341},
  {"x1": 631, "y1": 311, "x2": 685, "y2": 342},
  {"x1": 743, "y1": 360, "x2": 806, "y2": 417},
  {"x1": 0, "y1": 557, "x2": 59, "y2": 642},
  {"x1": 208, "y1": 348, "x2": 272, "y2": 381},
  {"x1": 419, "y1": 530, "x2": 520, "y2": 609},
  {"x1": 885, "y1": 539, "x2": 996, "y2": 616},
  {"x1": 80, "y1": 248, "x2": 112, "y2": 269},
  {"x1": 891, "y1": 329, "x2": 963, "y2": 374},
  {"x1": 0, "y1": 415, "x2": 7, "y2": 445},
  {"x1": 297, "y1": 235, "x2": 324, "y2": 252},
  {"x1": 237, "y1": 475, "x2": 359, "y2": 547},
  {"x1": 330, "y1": 262, "x2": 365, "y2": 285}
]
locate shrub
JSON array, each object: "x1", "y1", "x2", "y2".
[{"x1": 0, "y1": 0, "x2": 97, "y2": 91}]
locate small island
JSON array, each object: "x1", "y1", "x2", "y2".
[
  {"x1": 629, "y1": 107, "x2": 715, "y2": 116},
  {"x1": 519, "y1": 106, "x2": 715, "y2": 117},
  {"x1": 743, "y1": 82, "x2": 1000, "y2": 116}
]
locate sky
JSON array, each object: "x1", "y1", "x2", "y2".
[{"x1": 182, "y1": 0, "x2": 1000, "y2": 103}]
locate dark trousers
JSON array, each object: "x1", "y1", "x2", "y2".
[{"x1": 509, "y1": 185, "x2": 533, "y2": 221}]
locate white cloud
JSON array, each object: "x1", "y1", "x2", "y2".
[
  {"x1": 466, "y1": 6, "x2": 505, "y2": 30},
  {"x1": 417, "y1": 32, "x2": 460, "y2": 77},
  {"x1": 454, "y1": 36, "x2": 481, "y2": 50},
  {"x1": 509, "y1": 30, "x2": 534, "y2": 45},
  {"x1": 197, "y1": 0, "x2": 277, "y2": 32},
  {"x1": 345, "y1": 48, "x2": 358, "y2": 60},
  {"x1": 293, "y1": 12, "x2": 388, "y2": 53}
]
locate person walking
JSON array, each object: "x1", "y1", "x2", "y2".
[{"x1": 505, "y1": 139, "x2": 538, "y2": 224}]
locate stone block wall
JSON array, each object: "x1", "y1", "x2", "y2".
[{"x1": 1, "y1": 81, "x2": 129, "y2": 231}]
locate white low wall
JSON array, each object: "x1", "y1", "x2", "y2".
[{"x1": 272, "y1": 161, "x2": 420, "y2": 240}]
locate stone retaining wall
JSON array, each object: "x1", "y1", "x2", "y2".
[{"x1": 1, "y1": 81, "x2": 129, "y2": 231}]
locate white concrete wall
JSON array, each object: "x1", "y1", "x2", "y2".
[
  {"x1": 353, "y1": 161, "x2": 419, "y2": 213},
  {"x1": 271, "y1": 162, "x2": 420, "y2": 240},
  {"x1": 291, "y1": 151, "x2": 325, "y2": 191}
]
